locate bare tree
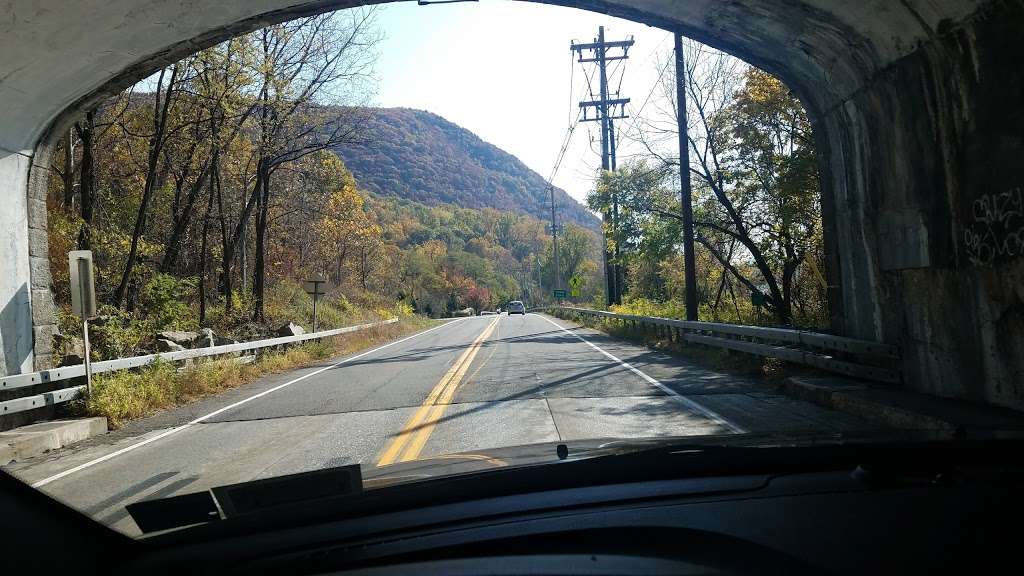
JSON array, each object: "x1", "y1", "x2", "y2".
[
  {"x1": 232, "y1": 10, "x2": 380, "y2": 321},
  {"x1": 623, "y1": 40, "x2": 819, "y2": 324}
]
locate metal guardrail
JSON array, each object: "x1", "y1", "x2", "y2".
[
  {"x1": 0, "y1": 318, "x2": 398, "y2": 416},
  {"x1": 537, "y1": 307, "x2": 900, "y2": 384}
]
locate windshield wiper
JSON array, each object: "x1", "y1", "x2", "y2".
[{"x1": 127, "y1": 464, "x2": 363, "y2": 534}]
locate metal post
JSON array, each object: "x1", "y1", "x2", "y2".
[
  {"x1": 304, "y1": 279, "x2": 326, "y2": 333},
  {"x1": 312, "y1": 291, "x2": 319, "y2": 333},
  {"x1": 675, "y1": 33, "x2": 698, "y2": 322},
  {"x1": 82, "y1": 318, "x2": 92, "y2": 396}
]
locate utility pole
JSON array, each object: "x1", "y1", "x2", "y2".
[
  {"x1": 675, "y1": 33, "x2": 698, "y2": 321},
  {"x1": 535, "y1": 254, "x2": 542, "y2": 300},
  {"x1": 549, "y1": 184, "x2": 562, "y2": 296},
  {"x1": 573, "y1": 26, "x2": 632, "y2": 306}
]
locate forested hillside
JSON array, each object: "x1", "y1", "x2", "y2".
[
  {"x1": 43, "y1": 13, "x2": 604, "y2": 367},
  {"x1": 332, "y1": 108, "x2": 598, "y2": 230}
]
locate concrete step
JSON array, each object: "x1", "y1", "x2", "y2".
[
  {"x1": 783, "y1": 376, "x2": 1024, "y2": 432},
  {"x1": 0, "y1": 417, "x2": 107, "y2": 464}
]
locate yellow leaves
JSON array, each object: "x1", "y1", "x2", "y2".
[{"x1": 744, "y1": 68, "x2": 786, "y2": 104}]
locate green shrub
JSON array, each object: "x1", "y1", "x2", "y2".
[
  {"x1": 89, "y1": 305, "x2": 149, "y2": 359},
  {"x1": 139, "y1": 273, "x2": 198, "y2": 331}
]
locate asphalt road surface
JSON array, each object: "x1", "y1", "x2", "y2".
[{"x1": 7, "y1": 313, "x2": 873, "y2": 535}]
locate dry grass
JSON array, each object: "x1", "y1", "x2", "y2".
[{"x1": 81, "y1": 316, "x2": 437, "y2": 428}]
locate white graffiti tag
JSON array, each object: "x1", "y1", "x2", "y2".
[{"x1": 964, "y1": 187, "x2": 1024, "y2": 266}]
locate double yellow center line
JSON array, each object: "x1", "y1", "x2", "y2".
[{"x1": 377, "y1": 316, "x2": 500, "y2": 466}]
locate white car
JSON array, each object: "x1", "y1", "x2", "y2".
[{"x1": 506, "y1": 301, "x2": 526, "y2": 315}]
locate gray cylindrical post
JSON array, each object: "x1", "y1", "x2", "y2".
[
  {"x1": 312, "y1": 292, "x2": 318, "y2": 333},
  {"x1": 83, "y1": 318, "x2": 93, "y2": 396}
]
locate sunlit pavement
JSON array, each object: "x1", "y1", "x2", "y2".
[{"x1": 6, "y1": 313, "x2": 873, "y2": 535}]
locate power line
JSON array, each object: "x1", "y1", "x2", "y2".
[{"x1": 616, "y1": 32, "x2": 673, "y2": 152}]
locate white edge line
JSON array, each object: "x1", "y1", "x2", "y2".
[
  {"x1": 31, "y1": 318, "x2": 469, "y2": 488},
  {"x1": 535, "y1": 314, "x2": 748, "y2": 434}
]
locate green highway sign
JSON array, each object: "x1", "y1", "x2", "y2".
[
  {"x1": 751, "y1": 290, "x2": 766, "y2": 308},
  {"x1": 553, "y1": 289, "x2": 568, "y2": 298}
]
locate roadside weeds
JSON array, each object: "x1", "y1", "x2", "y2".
[{"x1": 75, "y1": 316, "x2": 438, "y2": 429}]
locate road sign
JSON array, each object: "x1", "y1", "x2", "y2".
[
  {"x1": 304, "y1": 279, "x2": 327, "y2": 332},
  {"x1": 569, "y1": 275, "x2": 582, "y2": 289},
  {"x1": 553, "y1": 289, "x2": 567, "y2": 298},
  {"x1": 69, "y1": 250, "x2": 96, "y2": 319},
  {"x1": 570, "y1": 287, "x2": 581, "y2": 297},
  {"x1": 750, "y1": 290, "x2": 766, "y2": 308},
  {"x1": 69, "y1": 250, "x2": 97, "y2": 396}
]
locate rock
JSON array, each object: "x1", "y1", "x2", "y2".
[
  {"x1": 55, "y1": 334, "x2": 85, "y2": 366},
  {"x1": 156, "y1": 338, "x2": 186, "y2": 353},
  {"x1": 198, "y1": 327, "x2": 216, "y2": 348},
  {"x1": 90, "y1": 315, "x2": 116, "y2": 328},
  {"x1": 157, "y1": 330, "x2": 199, "y2": 347},
  {"x1": 276, "y1": 322, "x2": 306, "y2": 337},
  {"x1": 453, "y1": 308, "x2": 475, "y2": 317}
]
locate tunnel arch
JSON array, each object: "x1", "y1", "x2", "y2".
[{"x1": 3, "y1": 0, "x2": 1022, "y2": 411}]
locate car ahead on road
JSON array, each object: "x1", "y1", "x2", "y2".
[{"x1": 506, "y1": 300, "x2": 526, "y2": 315}]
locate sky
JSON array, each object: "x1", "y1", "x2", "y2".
[{"x1": 368, "y1": 0, "x2": 675, "y2": 207}]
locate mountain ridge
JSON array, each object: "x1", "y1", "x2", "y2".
[{"x1": 331, "y1": 107, "x2": 599, "y2": 230}]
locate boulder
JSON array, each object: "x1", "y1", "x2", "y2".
[
  {"x1": 276, "y1": 322, "x2": 306, "y2": 337},
  {"x1": 89, "y1": 314, "x2": 115, "y2": 327},
  {"x1": 58, "y1": 334, "x2": 86, "y2": 366},
  {"x1": 157, "y1": 330, "x2": 200, "y2": 347},
  {"x1": 453, "y1": 308, "x2": 475, "y2": 317},
  {"x1": 156, "y1": 338, "x2": 186, "y2": 353},
  {"x1": 198, "y1": 327, "x2": 216, "y2": 348}
]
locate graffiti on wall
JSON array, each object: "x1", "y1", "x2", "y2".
[{"x1": 964, "y1": 188, "x2": 1024, "y2": 266}]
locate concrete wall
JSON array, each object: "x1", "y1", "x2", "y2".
[
  {"x1": 0, "y1": 150, "x2": 34, "y2": 375},
  {"x1": 0, "y1": 0, "x2": 1021, "y2": 410},
  {"x1": 826, "y1": 1, "x2": 1024, "y2": 409}
]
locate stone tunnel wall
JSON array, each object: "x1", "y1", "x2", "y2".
[{"x1": 823, "y1": 0, "x2": 1024, "y2": 410}]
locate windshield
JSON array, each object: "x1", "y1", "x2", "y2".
[{"x1": 3, "y1": 0, "x2": 1021, "y2": 539}]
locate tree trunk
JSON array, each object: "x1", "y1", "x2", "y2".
[
  {"x1": 221, "y1": 163, "x2": 264, "y2": 305},
  {"x1": 215, "y1": 159, "x2": 233, "y2": 312},
  {"x1": 62, "y1": 129, "x2": 75, "y2": 210},
  {"x1": 199, "y1": 163, "x2": 215, "y2": 325},
  {"x1": 252, "y1": 161, "x2": 271, "y2": 322},
  {"x1": 160, "y1": 157, "x2": 212, "y2": 272},
  {"x1": 74, "y1": 110, "x2": 96, "y2": 250},
  {"x1": 114, "y1": 64, "x2": 178, "y2": 307}
]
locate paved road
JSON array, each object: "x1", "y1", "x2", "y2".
[{"x1": 6, "y1": 313, "x2": 872, "y2": 535}]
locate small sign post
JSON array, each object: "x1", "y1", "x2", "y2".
[
  {"x1": 69, "y1": 250, "x2": 97, "y2": 395},
  {"x1": 751, "y1": 290, "x2": 766, "y2": 325},
  {"x1": 303, "y1": 279, "x2": 327, "y2": 333}
]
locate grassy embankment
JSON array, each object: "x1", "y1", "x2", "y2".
[{"x1": 65, "y1": 280, "x2": 438, "y2": 428}]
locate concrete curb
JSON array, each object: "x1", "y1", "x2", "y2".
[
  {"x1": 0, "y1": 417, "x2": 107, "y2": 464},
  {"x1": 781, "y1": 377, "x2": 956, "y2": 431}
]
